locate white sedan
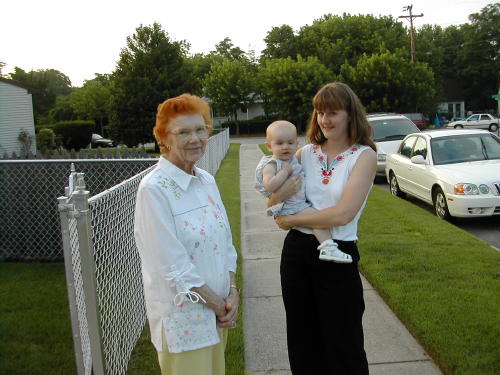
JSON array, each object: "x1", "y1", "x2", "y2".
[
  {"x1": 385, "y1": 129, "x2": 500, "y2": 220},
  {"x1": 446, "y1": 113, "x2": 499, "y2": 132}
]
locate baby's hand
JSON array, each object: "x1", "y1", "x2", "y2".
[{"x1": 283, "y1": 162, "x2": 293, "y2": 176}]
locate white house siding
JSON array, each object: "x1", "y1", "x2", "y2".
[{"x1": 0, "y1": 80, "x2": 36, "y2": 156}]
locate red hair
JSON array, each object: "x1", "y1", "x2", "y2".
[{"x1": 153, "y1": 94, "x2": 213, "y2": 152}]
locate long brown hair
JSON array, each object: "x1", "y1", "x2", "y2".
[{"x1": 306, "y1": 82, "x2": 376, "y2": 151}]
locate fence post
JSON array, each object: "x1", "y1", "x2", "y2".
[
  {"x1": 72, "y1": 172, "x2": 106, "y2": 375},
  {"x1": 58, "y1": 193, "x2": 85, "y2": 375}
]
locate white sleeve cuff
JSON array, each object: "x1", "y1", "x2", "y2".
[
  {"x1": 165, "y1": 263, "x2": 206, "y2": 305},
  {"x1": 266, "y1": 202, "x2": 284, "y2": 216}
]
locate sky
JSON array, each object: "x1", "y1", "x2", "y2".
[{"x1": 1, "y1": 0, "x2": 493, "y2": 87}]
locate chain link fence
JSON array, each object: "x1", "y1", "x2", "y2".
[
  {"x1": 0, "y1": 129, "x2": 230, "y2": 262},
  {"x1": 58, "y1": 129, "x2": 229, "y2": 375}
]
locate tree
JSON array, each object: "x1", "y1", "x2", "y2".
[
  {"x1": 0, "y1": 61, "x2": 5, "y2": 77},
  {"x1": 203, "y1": 58, "x2": 257, "y2": 133},
  {"x1": 211, "y1": 37, "x2": 246, "y2": 60},
  {"x1": 459, "y1": 3, "x2": 500, "y2": 110},
  {"x1": 47, "y1": 95, "x2": 75, "y2": 123},
  {"x1": 69, "y1": 74, "x2": 111, "y2": 135},
  {"x1": 108, "y1": 23, "x2": 197, "y2": 146},
  {"x1": 261, "y1": 25, "x2": 299, "y2": 60},
  {"x1": 415, "y1": 24, "x2": 465, "y2": 101},
  {"x1": 8, "y1": 68, "x2": 72, "y2": 123},
  {"x1": 258, "y1": 56, "x2": 334, "y2": 133},
  {"x1": 339, "y1": 51, "x2": 436, "y2": 114},
  {"x1": 293, "y1": 14, "x2": 407, "y2": 74}
]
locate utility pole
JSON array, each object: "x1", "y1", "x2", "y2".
[{"x1": 399, "y1": 5, "x2": 423, "y2": 62}]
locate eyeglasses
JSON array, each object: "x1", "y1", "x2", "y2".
[{"x1": 168, "y1": 126, "x2": 209, "y2": 141}]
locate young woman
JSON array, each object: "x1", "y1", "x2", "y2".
[{"x1": 270, "y1": 82, "x2": 377, "y2": 374}]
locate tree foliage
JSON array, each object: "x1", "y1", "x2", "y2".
[
  {"x1": 203, "y1": 58, "x2": 257, "y2": 122},
  {"x1": 8, "y1": 68, "x2": 72, "y2": 123},
  {"x1": 258, "y1": 56, "x2": 334, "y2": 132},
  {"x1": 262, "y1": 14, "x2": 407, "y2": 75},
  {"x1": 108, "y1": 22, "x2": 197, "y2": 146},
  {"x1": 339, "y1": 52, "x2": 436, "y2": 114},
  {"x1": 458, "y1": 3, "x2": 500, "y2": 109},
  {"x1": 69, "y1": 74, "x2": 111, "y2": 135},
  {"x1": 261, "y1": 25, "x2": 300, "y2": 60}
]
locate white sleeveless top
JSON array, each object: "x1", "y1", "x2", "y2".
[{"x1": 298, "y1": 143, "x2": 372, "y2": 241}]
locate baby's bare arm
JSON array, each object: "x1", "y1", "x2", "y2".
[{"x1": 262, "y1": 162, "x2": 292, "y2": 193}]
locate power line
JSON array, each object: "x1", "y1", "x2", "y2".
[{"x1": 399, "y1": 5, "x2": 424, "y2": 62}]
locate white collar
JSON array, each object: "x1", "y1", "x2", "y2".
[{"x1": 158, "y1": 156, "x2": 208, "y2": 191}]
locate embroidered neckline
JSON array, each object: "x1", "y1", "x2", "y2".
[{"x1": 312, "y1": 144, "x2": 360, "y2": 184}]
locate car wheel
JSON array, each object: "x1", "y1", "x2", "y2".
[
  {"x1": 454, "y1": 124, "x2": 463, "y2": 129},
  {"x1": 433, "y1": 188, "x2": 451, "y2": 220},
  {"x1": 489, "y1": 123, "x2": 498, "y2": 132},
  {"x1": 389, "y1": 173, "x2": 405, "y2": 198}
]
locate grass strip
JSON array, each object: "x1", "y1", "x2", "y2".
[
  {"x1": 359, "y1": 186, "x2": 500, "y2": 375},
  {"x1": 127, "y1": 143, "x2": 244, "y2": 374},
  {"x1": 0, "y1": 263, "x2": 76, "y2": 375}
]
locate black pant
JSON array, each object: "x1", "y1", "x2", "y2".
[{"x1": 280, "y1": 229, "x2": 369, "y2": 375}]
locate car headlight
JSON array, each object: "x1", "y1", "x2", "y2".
[
  {"x1": 478, "y1": 184, "x2": 490, "y2": 194},
  {"x1": 454, "y1": 183, "x2": 479, "y2": 195},
  {"x1": 377, "y1": 154, "x2": 386, "y2": 162}
]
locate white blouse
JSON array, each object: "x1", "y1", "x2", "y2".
[
  {"x1": 134, "y1": 157, "x2": 237, "y2": 353},
  {"x1": 299, "y1": 143, "x2": 372, "y2": 241}
]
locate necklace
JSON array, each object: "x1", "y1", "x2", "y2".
[{"x1": 313, "y1": 144, "x2": 359, "y2": 184}]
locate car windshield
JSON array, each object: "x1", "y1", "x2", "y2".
[
  {"x1": 431, "y1": 134, "x2": 500, "y2": 165},
  {"x1": 93, "y1": 134, "x2": 104, "y2": 140},
  {"x1": 370, "y1": 119, "x2": 419, "y2": 141}
]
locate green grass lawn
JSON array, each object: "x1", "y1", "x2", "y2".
[
  {"x1": 0, "y1": 263, "x2": 76, "y2": 375},
  {"x1": 2, "y1": 144, "x2": 499, "y2": 375},
  {"x1": 359, "y1": 187, "x2": 500, "y2": 375}
]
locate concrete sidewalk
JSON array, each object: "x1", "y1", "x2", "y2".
[{"x1": 240, "y1": 143, "x2": 443, "y2": 375}]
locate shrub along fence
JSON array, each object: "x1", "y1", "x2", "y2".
[{"x1": 1, "y1": 146, "x2": 150, "y2": 160}]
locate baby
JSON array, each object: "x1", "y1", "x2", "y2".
[{"x1": 255, "y1": 120, "x2": 352, "y2": 263}]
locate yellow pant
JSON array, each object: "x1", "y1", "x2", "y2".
[{"x1": 157, "y1": 328, "x2": 228, "y2": 375}]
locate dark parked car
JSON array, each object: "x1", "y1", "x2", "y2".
[
  {"x1": 402, "y1": 113, "x2": 427, "y2": 130},
  {"x1": 91, "y1": 134, "x2": 115, "y2": 148}
]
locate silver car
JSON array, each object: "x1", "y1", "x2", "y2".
[
  {"x1": 367, "y1": 113, "x2": 421, "y2": 176},
  {"x1": 446, "y1": 114, "x2": 499, "y2": 132}
]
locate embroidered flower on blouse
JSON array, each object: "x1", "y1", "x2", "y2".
[
  {"x1": 208, "y1": 195, "x2": 215, "y2": 205},
  {"x1": 312, "y1": 144, "x2": 360, "y2": 184},
  {"x1": 157, "y1": 177, "x2": 181, "y2": 199},
  {"x1": 184, "y1": 330, "x2": 190, "y2": 335}
]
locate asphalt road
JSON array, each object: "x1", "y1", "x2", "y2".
[{"x1": 375, "y1": 179, "x2": 500, "y2": 250}]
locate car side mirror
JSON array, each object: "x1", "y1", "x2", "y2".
[{"x1": 410, "y1": 155, "x2": 426, "y2": 164}]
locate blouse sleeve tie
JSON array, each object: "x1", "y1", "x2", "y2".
[{"x1": 165, "y1": 264, "x2": 207, "y2": 306}]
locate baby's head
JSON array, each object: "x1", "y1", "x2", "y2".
[{"x1": 265, "y1": 120, "x2": 298, "y2": 161}]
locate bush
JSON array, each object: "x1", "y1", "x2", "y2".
[
  {"x1": 52, "y1": 121, "x2": 95, "y2": 151},
  {"x1": 17, "y1": 129, "x2": 34, "y2": 156},
  {"x1": 36, "y1": 128, "x2": 57, "y2": 155}
]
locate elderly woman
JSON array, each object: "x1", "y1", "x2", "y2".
[{"x1": 134, "y1": 94, "x2": 238, "y2": 375}]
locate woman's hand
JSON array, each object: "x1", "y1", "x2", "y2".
[
  {"x1": 275, "y1": 215, "x2": 293, "y2": 230},
  {"x1": 217, "y1": 288, "x2": 239, "y2": 328},
  {"x1": 268, "y1": 174, "x2": 301, "y2": 207},
  {"x1": 191, "y1": 284, "x2": 227, "y2": 317}
]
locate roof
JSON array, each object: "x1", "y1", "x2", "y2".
[{"x1": 0, "y1": 77, "x2": 38, "y2": 93}]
